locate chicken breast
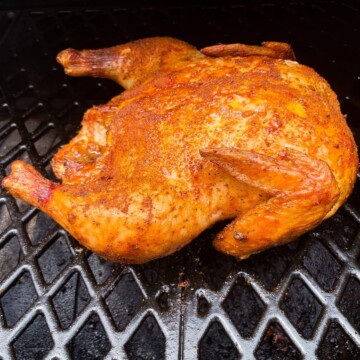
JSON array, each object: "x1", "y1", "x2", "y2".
[{"x1": 2, "y1": 37, "x2": 358, "y2": 264}]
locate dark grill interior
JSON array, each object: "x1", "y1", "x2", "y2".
[{"x1": 0, "y1": 2, "x2": 360, "y2": 359}]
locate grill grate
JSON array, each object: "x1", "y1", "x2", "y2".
[{"x1": 0, "y1": 2, "x2": 360, "y2": 359}]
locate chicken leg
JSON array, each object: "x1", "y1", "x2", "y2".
[{"x1": 56, "y1": 37, "x2": 199, "y2": 89}]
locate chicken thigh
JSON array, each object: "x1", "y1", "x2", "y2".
[{"x1": 3, "y1": 37, "x2": 358, "y2": 264}]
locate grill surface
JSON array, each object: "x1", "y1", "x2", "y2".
[{"x1": 0, "y1": 2, "x2": 360, "y2": 359}]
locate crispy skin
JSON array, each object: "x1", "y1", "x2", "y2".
[
  {"x1": 2, "y1": 37, "x2": 358, "y2": 264},
  {"x1": 201, "y1": 41, "x2": 296, "y2": 60}
]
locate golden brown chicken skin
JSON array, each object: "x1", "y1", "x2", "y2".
[{"x1": 3, "y1": 37, "x2": 358, "y2": 264}]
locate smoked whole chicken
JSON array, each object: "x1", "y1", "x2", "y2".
[{"x1": 3, "y1": 37, "x2": 358, "y2": 264}]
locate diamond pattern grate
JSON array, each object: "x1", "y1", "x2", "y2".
[{"x1": 0, "y1": 2, "x2": 359, "y2": 359}]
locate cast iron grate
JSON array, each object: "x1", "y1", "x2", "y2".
[
  {"x1": 198, "y1": 320, "x2": 240, "y2": 360},
  {"x1": 0, "y1": 2, "x2": 360, "y2": 359}
]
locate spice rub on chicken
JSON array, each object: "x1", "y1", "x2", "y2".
[{"x1": 3, "y1": 37, "x2": 358, "y2": 264}]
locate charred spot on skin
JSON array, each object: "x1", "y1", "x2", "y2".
[{"x1": 233, "y1": 231, "x2": 247, "y2": 242}]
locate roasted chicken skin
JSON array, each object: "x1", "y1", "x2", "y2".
[{"x1": 3, "y1": 37, "x2": 358, "y2": 264}]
